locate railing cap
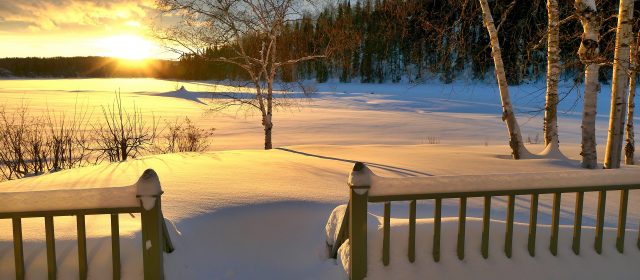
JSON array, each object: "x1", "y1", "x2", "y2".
[
  {"x1": 136, "y1": 169, "x2": 163, "y2": 210},
  {"x1": 349, "y1": 162, "x2": 373, "y2": 189}
]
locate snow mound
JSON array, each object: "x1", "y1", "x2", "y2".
[
  {"x1": 155, "y1": 85, "x2": 207, "y2": 105},
  {"x1": 325, "y1": 204, "x2": 347, "y2": 246},
  {"x1": 337, "y1": 239, "x2": 351, "y2": 276}
]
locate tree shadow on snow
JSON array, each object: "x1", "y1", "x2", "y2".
[{"x1": 276, "y1": 147, "x2": 433, "y2": 177}]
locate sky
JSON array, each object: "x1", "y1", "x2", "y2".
[{"x1": 0, "y1": 0, "x2": 172, "y2": 59}]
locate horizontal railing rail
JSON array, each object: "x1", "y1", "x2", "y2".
[
  {"x1": 333, "y1": 162, "x2": 640, "y2": 280},
  {"x1": 0, "y1": 169, "x2": 174, "y2": 280}
]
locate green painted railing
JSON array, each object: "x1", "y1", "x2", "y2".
[
  {"x1": 1, "y1": 169, "x2": 174, "y2": 280},
  {"x1": 331, "y1": 162, "x2": 640, "y2": 280}
]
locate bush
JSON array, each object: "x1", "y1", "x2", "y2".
[
  {"x1": 156, "y1": 117, "x2": 215, "y2": 153},
  {"x1": 0, "y1": 104, "x2": 90, "y2": 180},
  {"x1": 0, "y1": 94, "x2": 214, "y2": 181}
]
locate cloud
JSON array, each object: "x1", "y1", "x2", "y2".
[{"x1": 0, "y1": 0, "x2": 156, "y2": 32}]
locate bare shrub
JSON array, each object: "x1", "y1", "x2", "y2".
[
  {"x1": 23, "y1": 116, "x2": 49, "y2": 175},
  {"x1": 91, "y1": 92, "x2": 158, "y2": 163},
  {"x1": 0, "y1": 103, "x2": 91, "y2": 180},
  {"x1": 45, "y1": 106, "x2": 91, "y2": 171},
  {"x1": 0, "y1": 93, "x2": 213, "y2": 181},
  {"x1": 156, "y1": 117, "x2": 215, "y2": 153},
  {"x1": 422, "y1": 136, "x2": 441, "y2": 144},
  {"x1": 0, "y1": 105, "x2": 31, "y2": 179},
  {"x1": 297, "y1": 80, "x2": 318, "y2": 96}
]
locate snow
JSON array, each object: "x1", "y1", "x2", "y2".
[
  {"x1": 0, "y1": 77, "x2": 629, "y2": 151},
  {"x1": 335, "y1": 213, "x2": 640, "y2": 280},
  {"x1": 1, "y1": 78, "x2": 640, "y2": 279},
  {"x1": 0, "y1": 185, "x2": 138, "y2": 213},
  {"x1": 135, "y1": 169, "x2": 163, "y2": 211},
  {"x1": 325, "y1": 204, "x2": 347, "y2": 246},
  {"x1": 348, "y1": 163, "x2": 375, "y2": 188},
  {"x1": 355, "y1": 164, "x2": 640, "y2": 198},
  {"x1": 0, "y1": 168, "x2": 162, "y2": 213},
  {"x1": 577, "y1": 0, "x2": 597, "y2": 12},
  {"x1": 536, "y1": 141, "x2": 568, "y2": 160}
]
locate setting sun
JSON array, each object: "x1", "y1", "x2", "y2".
[{"x1": 100, "y1": 34, "x2": 156, "y2": 60}]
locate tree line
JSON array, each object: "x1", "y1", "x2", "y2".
[{"x1": 0, "y1": 57, "x2": 177, "y2": 79}]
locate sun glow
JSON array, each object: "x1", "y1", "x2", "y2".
[{"x1": 101, "y1": 34, "x2": 156, "y2": 60}]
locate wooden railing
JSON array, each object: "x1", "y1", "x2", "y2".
[
  {"x1": 0, "y1": 169, "x2": 174, "y2": 280},
  {"x1": 331, "y1": 162, "x2": 640, "y2": 280}
]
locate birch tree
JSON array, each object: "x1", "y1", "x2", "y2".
[
  {"x1": 604, "y1": 0, "x2": 634, "y2": 169},
  {"x1": 479, "y1": 0, "x2": 528, "y2": 159},
  {"x1": 155, "y1": 0, "x2": 327, "y2": 150},
  {"x1": 575, "y1": 0, "x2": 600, "y2": 169},
  {"x1": 625, "y1": 32, "x2": 639, "y2": 165},
  {"x1": 543, "y1": 0, "x2": 560, "y2": 150}
]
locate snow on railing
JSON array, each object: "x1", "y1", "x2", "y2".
[
  {"x1": 0, "y1": 169, "x2": 174, "y2": 280},
  {"x1": 350, "y1": 163, "x2": 640, "y2": 198},
  {"x1": 334, "y1": 162, "x2": 640, "y2": 280}
]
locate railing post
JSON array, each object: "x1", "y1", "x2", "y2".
[
  {"x1": 12, "y1": 218, "x2": 24, "y2": 280},
  {"x1": 137, "y1": 169, "x2": 165, "y2": 280},
  {"x1": 349, "y1": 162, "x2": 371, "y2": 280}
]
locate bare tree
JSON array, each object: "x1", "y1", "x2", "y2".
[
  {"x1": 543, "y1": 0, "x2": 560, "y2": 150},
  {"x1": 478, "y1": 0, "x2": 529, "y2": 159},
  {"x1": 604, "y1": 0, "x2": 635, "y2": 169},
  {"x1": 625, "y1": 32, "x2": 639, "y2": 165},
  {"x1": 575, "y1": 0, "x2": 601, "y2": 169},
  {"x1": 156, "y1": 0, "x2": 329, "y2": 150},
  {"x1": 91, "y1": 92, "x2": 158, "y2": 162}
]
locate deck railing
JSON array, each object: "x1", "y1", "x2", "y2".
[
  {"x1": 331, "y1": 162, "x2": 640, "y2": 280},
  {"x1": 0, "y1": 169, "x2": 174, "y2": 280}
]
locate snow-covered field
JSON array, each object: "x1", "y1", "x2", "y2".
[
  {"x1": 0, "y1": 78, "x2": 639, "y2": 279},
  {"x1": 0, "y1": 77, "x2": 623, "y2": 149}
]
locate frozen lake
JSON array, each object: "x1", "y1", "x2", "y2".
[{"x1": 0, "y1": 78, "x2": 622, "y2": 151}]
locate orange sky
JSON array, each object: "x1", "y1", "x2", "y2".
[{"x1": 0, "y1": 0, "x2": 171, "y2": 59}]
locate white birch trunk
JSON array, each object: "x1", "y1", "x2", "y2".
[
  {"x1": 604, "y1": 0, "x2": 634, "y2": 169},
  {"x1": 544, "y1": 0, "x2": 560, "y2": 148},
  {"x1": 625, "y1": 33, "x2": 638, "y2": 165},
  {"x1": 264, "y1": 79, "x2": 274, "y2": 150},
  {"x1": 575, "y1": 0, "x2": 601, "y2": 169},
  {"x1": 479, "y1": 0, "x2": 528, "y2": 159}
]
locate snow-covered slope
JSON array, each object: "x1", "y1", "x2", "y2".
[{"x1": 2, "y1": 145, "x2": 639, "y2": 279}]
